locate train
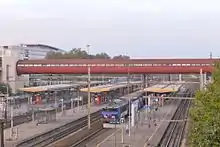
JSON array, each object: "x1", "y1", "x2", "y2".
[
  {"x1": 101, "y1": 94, "x2": 146, "y2": 124},
  {"x1": 101, "y1": 99, "x2": 128, "y2": 124}
]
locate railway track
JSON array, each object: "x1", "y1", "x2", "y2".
[
  {"x1": 157, "y1": 99, "x2": 191, "y2": 147},
  {"x1": 15, "y1": 110, "x2": 102, "y2": 147},
  {"x1": 70, "y1": 128, "x2": 111, "y2": 147}
]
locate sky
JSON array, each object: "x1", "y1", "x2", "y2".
[{"x1": 0, "y1": 0, "x2": 220, "y2": 58}]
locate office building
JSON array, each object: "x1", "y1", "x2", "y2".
[{"x1": 0, "y1": 44, "x2": 65, "y2": 93}]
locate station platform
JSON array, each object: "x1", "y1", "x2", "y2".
[
  {"x1": 87, "y1": 100, "x2": 180, "y2": 147},
  {"x1": 4, "y1": 103, "x2": 107, "y2": 147}
]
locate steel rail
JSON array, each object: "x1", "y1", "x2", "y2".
[
  {"x1": 70, "y1": 128, "x2": 111, "y2": 147},
  {"x1": 15, "y1": 111, "x2": 102, "y2": 147},
  {"x1": 157, "y1": 98, "x2": 191, "y2": 147}
]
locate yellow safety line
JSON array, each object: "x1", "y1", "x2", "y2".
[{"x1": 96, "y1": 128, "x2": 121, "y2": 147}]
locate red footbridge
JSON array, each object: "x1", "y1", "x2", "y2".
[{"x1": 16, "y1": 58, "x2": 219, "y2": 75}]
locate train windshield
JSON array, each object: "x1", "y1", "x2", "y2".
[{"x1": 103, "y1": 108, "x2": 117, "y2": 112}]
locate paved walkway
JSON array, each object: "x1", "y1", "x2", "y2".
[
  {"x1": 88, "y1": 100, "x2": 180, "y2": 147},
  {"x1": 4, "y1": 104, "x2": 107, "y2": 147}
]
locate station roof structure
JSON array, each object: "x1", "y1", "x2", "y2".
[
  {"x1": 144, "y1": 84, "x2": 182, "y2": 93},
  {"x1": 80, "y1": 81, "x2": 142, "y2": 93},
  {"x1": 120, "y1": 90, "x2": 144, "y2": 99},
  {"x1": 144, "y1": 87, "x2": 176, "y2": 93},
  {"x1": 18, "y1": 84, "x2": 77, "y2": 93},
  {"x1": 18, "y1": 81, "x2": 106, "y2": 93},
  {"x1": 80, "y1": 84, "x2": 125, "y2": 93}
]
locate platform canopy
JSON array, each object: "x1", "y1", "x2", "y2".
[
  {"x1": 120, "y1": 81, "x2": 142, "y2": 84},
  {"x1": 144, "y1": 87, "x2": 177, "y2": 93},
  {"x1": 18, "y1": 84, "x2": 79, "y2": 93},
  {"x1": 144, "y1": 84, "x2": 182, "y2": 93},
  {"x1": 80, "y1": 83, "x2": 128, "y2": 93}
]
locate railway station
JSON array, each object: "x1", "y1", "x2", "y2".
[
  {"x1": 3, "y1": 82, "x2": 143, "y2": 147},
  {"x1": 0, "y1": 1, "x2": 218, "y2": 146},
  {"x1": 0, "y1": 57, "x2": 211, "y2": 147},
  {"x1": 2, "y1": 78, "x2": 200, "y2": 147}
]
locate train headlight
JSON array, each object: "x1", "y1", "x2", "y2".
[
  {"x1": 112, "y1": 115, "x2": 115, "y2": 118},
  {"x1": 104, "y1": 115, "x2": 107, "y2": 118}
]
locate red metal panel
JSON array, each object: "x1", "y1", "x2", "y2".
[
  {"x1": 17, "y1": 58, "x2": 219, "y2": 65},
  {"x1": 16, "y1": 66, "x2": 214, "y2": 75}
]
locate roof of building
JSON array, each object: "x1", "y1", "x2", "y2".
[
  {"x1": 25, "y1": 44, "x2": 65, "y2": 52},
  {"x1": 1, "y1": 44, "x2": 65, "y2": 52}
]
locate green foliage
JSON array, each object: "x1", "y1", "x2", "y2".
[
  {"x1": 0, "y1": 83, "x2": 12, "y2": 96},
  {"x1": 189, "y1": 62, "x2": 220, "y2": 147},
  {"x1": 45, "y1": 48, "x2": 129, "y2": 59},
  {"x1": 112, "y1": 55, "x2": 130, "y2": 59}
]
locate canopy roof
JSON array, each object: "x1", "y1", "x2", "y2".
[{"x1": 19, "y1": 84, "x2": 79, "y2": 93}]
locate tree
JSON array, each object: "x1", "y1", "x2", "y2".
[
  {"x1": 45, "y1": 49, "x2": 130, "y2": 60},
  {"x1": 0, "y1": 83, "x2": 12, "y2": 96},
  {"x1": 45, "y1": 51, "x2": 64, "y2": 59},
  {"x1": 189, "y1": 62, "x2": 220, "y2": 147},
  {"x1": 113, "y1": 55, "x2": 130, "y2": 59},
  {"x1": 68, "y1": 48, "x2": 89, "y2": 59},
  {"x1": 94, "y1": 52, "x2": 111, "y2": 59}
]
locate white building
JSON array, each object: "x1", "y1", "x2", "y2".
[{"x1": 0, "y1": 44, "x2": 65, "y2": 93}]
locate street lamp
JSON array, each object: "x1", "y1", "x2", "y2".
[
  {"x1": 87, "y1": 44, "x2": 91, "y2": 129},
  {"x1": 114, "y1": 118, "x2": 116, "y2": 147},
  {"x1": 9, "y1": 97, "x2": 14, "y2": 140},
  {"x1": 127, "y1": 65, "x2": 131, "y2": 137}
]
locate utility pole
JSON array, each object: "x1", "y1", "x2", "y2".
[
  {"x1": 127, "y1": 66, "x2": 131, "y2": 137},
  {"x1": 77, "y1": 89, "x2": 80, "y2": 112},
  {"x1": 10, "y1": 101, "x2": 14, "y2": 140},
  {"x1": 87, "y1": 44, "x2": 91, "y2": 129},
  {"x1": 6, "y1": 64, "x2": 14, "y2": 140},
  {"x1": 210, "y1": 52, "x2": 212, "y2": 59}
]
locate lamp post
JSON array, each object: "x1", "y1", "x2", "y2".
[
  {"x1": 77, "y1": 89, "x2": 80, "y2": 112},
  {"x1": 10, "y1": 98, "x2": 14, "y2": 140},
  {"x1": 54, "y1": 91, "x2": 57, "y2": 113},
  {"x1": 114, "y1": 118, "x2": 116, "y2": 147},
  {"x1": 127, "y1": 65, "x2": 131, "y2": 137},
  {"x1": 87, "y1": 44, "x2": 91, "y2": 129},
  {"x1": 61, "y1": 98, "x2": 64, "y2": 114}
]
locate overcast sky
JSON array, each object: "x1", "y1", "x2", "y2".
[{"x1": 0, "y1": 0, "x2": 219, "y2": 58}]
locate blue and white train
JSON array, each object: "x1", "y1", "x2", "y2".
[
  {"x1": 101, "y1": 99, "x2": 128, "y2": 124},
  {"x1": 101, "y1": 94, "x2": 146, "y2": 124}
]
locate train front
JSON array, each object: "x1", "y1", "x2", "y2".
[{"x1": 101, "y1": 107, "x2": 120, "y2": 124}]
